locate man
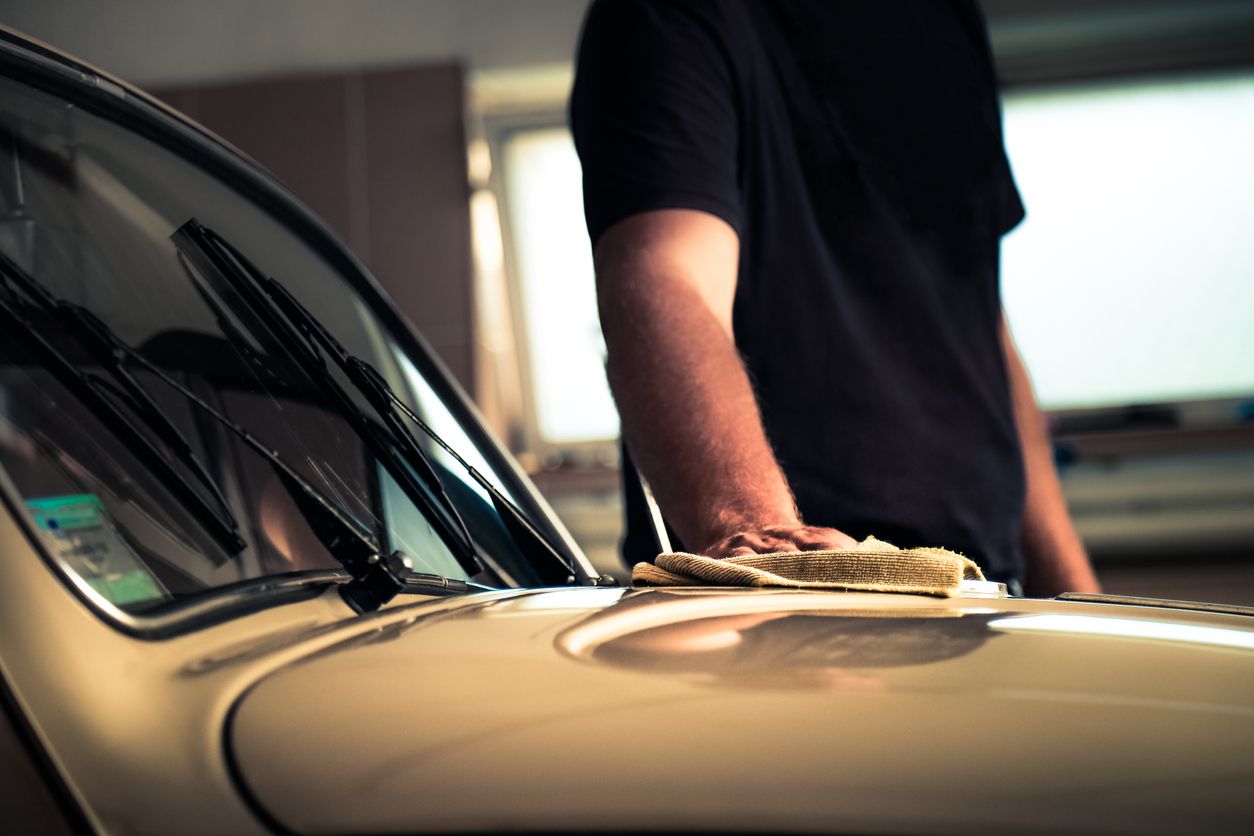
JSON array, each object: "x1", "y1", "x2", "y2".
[{"x1": 570, "y1": 0, "x2": 1099, "y2": 596}]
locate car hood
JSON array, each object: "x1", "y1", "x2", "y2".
[{"x1": 228, "y1": 587, "x2": 1254, "y2": 834}]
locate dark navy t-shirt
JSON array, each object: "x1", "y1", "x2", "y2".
[{"x1": 571, "y1": 0, "x2": 1028, "y2": 582}]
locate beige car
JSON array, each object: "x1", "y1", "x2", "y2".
[{"x1": 1, "y1": 27, "x2": 1252, "y2": 836}]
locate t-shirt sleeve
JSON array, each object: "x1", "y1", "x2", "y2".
[
  {"x1": 996, "y1": 158, "x2": 1026, "y2": 236},
  {"x1": 570, "y1": 0, "x2": 742, "y2": 248}
]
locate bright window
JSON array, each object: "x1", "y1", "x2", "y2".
[
  {"x1": 501, "y1": 127, "x2": 619, "y2": 445},
  {"x1": 497, "y1": 73, "x2": 1254, "y2": 446},
  {"x1": 1001, "y1": 72, "x2": 1254, "y2": 409}
]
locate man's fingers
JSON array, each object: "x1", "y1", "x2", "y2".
[
  {"x1": 796, "y1": 527, "x2": 858, "y2": 551},
  {"x1": 704, "y1": 532, "x2": 772, "y2": 558},
  {"x1": 785, "y1": 529, "x2": 833, "y2": 551},
  {"x1": 701, "y1": 524, "x2": 857, "y2": 558},
  {"x1": 758, "y1": 525, "x2": 856, "y2": 551}
]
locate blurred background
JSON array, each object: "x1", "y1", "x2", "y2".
[{"x1": 2, "y1": 0, "x2": 1252, "y2": 601}]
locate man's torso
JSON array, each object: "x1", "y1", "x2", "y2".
[{"x1": 574, "y1": 0, "x2": 1028, "y2": 580}]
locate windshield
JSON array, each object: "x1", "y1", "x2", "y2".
[{"x1": 0, "y1": 68, "x2": 563, "y2": 622}]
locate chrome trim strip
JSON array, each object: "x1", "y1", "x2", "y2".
[{"x1": 1057, "y1": 591, "x2": 1254, "y2": 618}]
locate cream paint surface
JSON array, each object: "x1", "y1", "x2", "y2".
[
  {"x1": 231, "y1": 589, "x2": 1254, "y2": 835},
  {"x1": 0, "y1": 492, "x2": 547, "y2": 835}
]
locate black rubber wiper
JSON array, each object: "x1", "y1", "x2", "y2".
[
  {"x1": 0, "y1": 252, "x2": 247, "y2": 559},
  {"x1": 356, "y1": 360, "x2": 575, "y2": 578},
  {"x1": 0, "y1": 254, "x2": 240, "y2": 539},
  {"x1": 0, "y1": 250, "x2": 458, "y2": 611},
  {"x1": 108, "y1": 342, "x2": 467, "y2": 612},
  {"x1": 173, "y1": 219, "x2": 486, "y2": 578},
  {"x1": 113, "y1": 349, "x2": 449, "y2": 613},
  {"x1": 264, "y1": 279, "x2": 574, "y2": 578},
  {"x1": 175, "y1": 219, "x2": 574, "y2": 580}
]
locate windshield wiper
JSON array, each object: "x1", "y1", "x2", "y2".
[
  {"x1": 112, "y1": 342, "x2": 463, "y2": 612},
  {"x1": 0, "y1": 250, "x2": 455, "y2": 612},
  {"x1": 173, "y1": 219, "x2": 576, "y2": 581},
  {"x1": 0, "y1": 254, "x2": 240, "y2": 533},
  {"x1": 174, "y1": 220, "x2": 497, "y2": 575},
  {"x1": 355, "y1": 360, "x2": 575, "y2": 577},
  {"x1": 264, "y1": 275, "x2": 575, "y2": 578},
  {"x1": 0, "y1": 252, "x2": 247, "y2": 559}
]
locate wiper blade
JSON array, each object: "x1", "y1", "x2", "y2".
[
  {"x1": 299, "y1": 322, "x2": 574, "y2": 577},
  {"x1": 363, "y1": 364, "x2": 575, "y2": 577},
  {"x1": 0, "y1": 250, "x2": 435, "y2": 612},
  {"x1": 33, "y1": 287, "x2": 238, "y2": 537},
  {"x1": 173, "y1": 219, "x2": 485, "y2": 579},
  {"x1": 178, "y1": 250, "x2": 295, "y2": 397},
  {"x1": 116, "y1": 342, "x2": 435, "y2": 613},
  {"x1": 0, "y1": 252, "x2": 247, "y2": 558},
  {"x1": 176, "y1": 220, "x2": 575, "y2": 580}
]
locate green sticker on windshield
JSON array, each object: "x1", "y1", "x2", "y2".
[
  {"x1": 26, "y1": 493, "x2": 106, "y2": 531},
  {"x1": 26, "y1": 494, "x2": 167, "y2": 607}
]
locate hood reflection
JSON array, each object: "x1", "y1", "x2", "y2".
[{"x1": 559, "y1": 597, "x2": 1006, "y2": 691}]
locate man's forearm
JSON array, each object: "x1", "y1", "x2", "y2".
[
  {"x1": 593, "y1": 210, "x2": 863, "y2": 558},
  {"x1": 598, "y1": 242, "x2": 799, "y2": 550},
  {"x1": 1001, "y1": 319, "x2": 1101, "y2": 595}
]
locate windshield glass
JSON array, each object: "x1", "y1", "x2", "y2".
[{"x1": 0, "y1": 69, "x2": 555, "y2": 619}]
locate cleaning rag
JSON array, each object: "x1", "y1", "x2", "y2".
[{"x1": 631, "y1": 536, "x2": 984, "y2": 598}]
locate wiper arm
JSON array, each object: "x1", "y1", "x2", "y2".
[
  {"x1": 0, "y1": 252, "x2": 247, "y2": 558},
  {"x1": 109, "y1": 338, "x2": 447, "y2": 613},
  {"x1": 30, "y1": 284, "x2": 237, "y2": 538},
  {"x1": 280, "y1": 307, "x2": 574, "y2": 577},
  {"x1": 0, "y1": 251, "x2": 442, "y2": 612},
  {"x1": 358, "y1": 362, "x2": 575, "y2": 578},
  {"x1": 173, "y1": 219, "x2": 485, "y2": 579},
  {"x1": 176, "y1": 220, "x2": 575, "y2": 580},
  {"x1": 406, "y1": 572, "x2": 471, "y2": 595},
  {"x1": 178, "y1": 250, "x2": 295, "y2": 397}
]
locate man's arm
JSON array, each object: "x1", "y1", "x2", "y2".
[
  {"x1": 1000, "y1": 316, "x2": 1102, "y2": 595},
  {"x1": 595, "y1": 209, "x2": 857, "y2": 558}
]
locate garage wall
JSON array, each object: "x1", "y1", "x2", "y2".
[
  {"x1": 155, "y1": 65, "x2": 477, "y2": 391},
  {"x1": 1, "y1": 0, "x2": 596, "y2": 397},
  {"x1": 0, "y1": 0, "x2": 591, "y2": 87}
]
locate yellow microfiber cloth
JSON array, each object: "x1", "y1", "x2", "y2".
[{"x1": 631, "y1": 536, "x2": 985, "y2": 598}]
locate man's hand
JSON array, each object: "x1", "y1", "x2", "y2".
[{"x1": 703, "y1": 523, "x2": 858, "y2": 558}]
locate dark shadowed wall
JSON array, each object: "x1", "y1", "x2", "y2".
[{"x1": 157, "y1": 65, "x2": 476, "y2": 390}]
